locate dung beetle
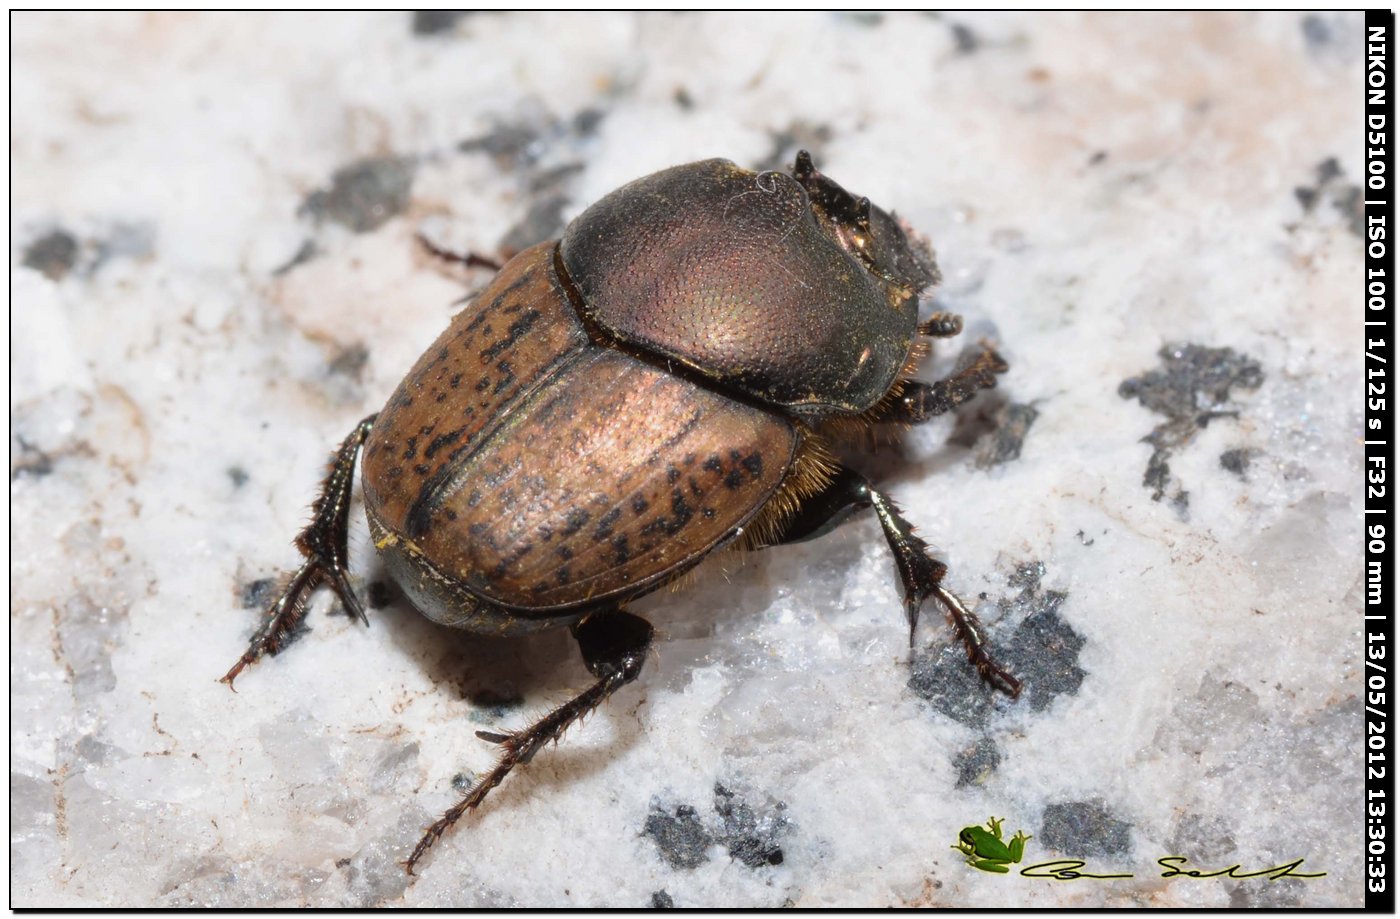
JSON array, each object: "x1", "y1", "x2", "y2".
[{"x1": 224, "y1": 152, "x2": 1020, "y2": 874}]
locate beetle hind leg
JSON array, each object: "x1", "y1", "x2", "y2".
[
  {"x1": 221, "y1": 414, "x2": 377, "y2": 687},
  {"x1": 405, "y1": 609, "x2": 654, "y2": 875},
  {"x1": 766, "y1": 467, "x2": 1021, "y2": 698}
]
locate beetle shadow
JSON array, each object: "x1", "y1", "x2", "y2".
[
  {"x1": 365, "y1": 546, "x2": 787, "y2": 705},
  {"x1": 367, "y1": 576, "x2": 655, "y2": 799},
  {"x1": 618, "y1": 549, "x2": 789, "y2": 687},
  {"x1": 370, "y1": 577, "x2": 584, "y2": 707}
]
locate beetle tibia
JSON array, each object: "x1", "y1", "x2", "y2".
[{"x1": 220, "y1": 414, "x2": 377, "y2": 688}]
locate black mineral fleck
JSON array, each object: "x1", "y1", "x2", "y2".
[
  {"x1": 713, "y1": 783, "x2": 787, "y2": 867},
  {"x1": 643, "y1": 804, "x2": 713, "y2": 870},
  {"x1": 1293, "y1": 156, "x2": 1365, "y2": 237},
  {"x1": 272, "y1": 239, "x2": 318, "y2": 277},
  {"x1": 643, "y1": 784, "x2": 790, "y2": 872},
  {"x1": 459, "y1": 109, "x2": 604, "y2": 176},
  {"x1": 1039, "y1": 800, "x2": 1133, "y2": 858},
  {"x1": 1228, "y1": 877, "x2": 1306, "y2": 908},
  {"x1": 909, "y1": 642, "x2": 1001, "y2": 730},
  {"x1": 1298, "y1": 12, "x2": 1359, "y2": 64},
  {"x1": 997, "y1": 562, "x2": 1086, "y2": 712},
  {"x1": 952, "y1": 736, "x2": 1001, "y2": 788},
  {"x1": 328, "y1": 343, "x2": 371, "y2": 382},
  {"x1": 1301, "y1": 14, "x2": 1332, "y2": 49},
  {"x1": 11, "y1": 438, "x2": 55, "y2": 480},
  {"x1": 951, "y1": 22, "x2": 979, "y2": 53},
  {"x1": 650, "y1": 890, "x2": 674, "y2": 909},
  {"x1": 1118, "y1": 343, "x2": 1264, "y2": 517},
  {"x1": 456, "y1": 109, "x2": 602, "y2": 254},
  {"x1": 1218, "y1": 447, "x2": 1254, "y2": 477},
  {"x1": 911, "y1": 559, "x2": 1084, "y2": 724},
  {"x1": 1167, "y1": 812, "x2": 1236, "y2": 864},
  {"x1": 459, "y1": 122, "x2": 543, "y2": 170},
  {"x1": 241, "y1": 577, "x2": 276, "y2": 610},
  {"x1": 974, "y1": 402, "x2": 1039, "y2": 468},
  {"x1": 411, "y1": 10, "x2": 473, "y2": 35},
  {"x1": 499, "y1": 195, "x2": 569, "y2": 254},
  {"x1": 23, "y1": 229, "x2": 79, "y2": 281},
  {"x1": 1001, "y1": 599, "x2": 1084, "y2": 712},
  {"x1": 571, "y1": 107, "x2": 605, "y2": 138},
  {"x1": 300, "y1": 156, "x2": 417, "y2": 233},
  {"x1": 500, "y1": 162, "x2": 586, "y2": 253}
]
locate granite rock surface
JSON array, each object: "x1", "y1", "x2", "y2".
[{"x1": 12, "y1": 11, "x2": 1364, "y2": 907}]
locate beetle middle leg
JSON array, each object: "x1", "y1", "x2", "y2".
[
  {"x1": 768, "y1": 466, "x2": 1021, "y2": 698},
  {"x1": 405, "y1": 609, "x2": 654, "y2": 875},
  {"x1": 221, "y1": 414, "x2": 377, "y2": 687}
]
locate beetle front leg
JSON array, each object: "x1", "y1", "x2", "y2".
[
  {"x1": 221, "y1": 414, "x2": 377, "y2": 687},
  {"x1": 768, "y1": 467, "x2": 1021, "y2": 698},
  {"x1": 879, "y1": 346, "x2": 1008, "y2": 424},
  {"x1": 405, "y1": 609, "x2": 654, "y2": 875}
]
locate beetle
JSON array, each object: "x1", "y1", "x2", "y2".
[
  {"x1": 223, "y1": 152, "x2": 1020, "y2": 874},
  {"x1": 954, "y1": 816, "x2": 1032, "y2": 873}
]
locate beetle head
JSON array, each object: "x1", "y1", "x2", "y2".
[{"x1": 792, "y1": 150, "x2": 939, "y2": 298}]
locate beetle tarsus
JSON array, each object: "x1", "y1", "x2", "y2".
[
  {"x1": 917, "y1": 312, "x2": 964, "y2": 338},
  {"x1": 220, "y1": 559, "x2": 323, "y2": 687},
  {"x1": 404, "y1": 611, "x2": 654, "y2": 875},
  {"x1": 220, "y1": 415, "x2": 376, "y2": 687},
  {"x1": 932, "y1": 584, "x2": 1023, "y2": 699}
]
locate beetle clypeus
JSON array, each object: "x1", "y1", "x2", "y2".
[{"x1": 224, "y1": 152, "x2": 1020, "y2": 874}]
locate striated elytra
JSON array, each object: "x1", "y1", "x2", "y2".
[{"x1": 224, "y1": 152, "x2": 1021, "y2": 874}]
